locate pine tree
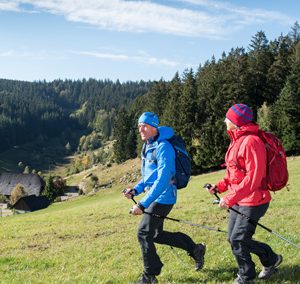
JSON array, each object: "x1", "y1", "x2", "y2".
[
  {"x1": 271, "y1": 42, "x2": 300, "y2": 154},
  {"x1": 247, "y1": 31, "x2": 274, "y2": 108},
  {"x1": 266, "y1": 36, "x2": 292, "y2": 104},
  {"x1": 23, "y1": 166, "x2": 30, "y2": 174},
  {"x1": 193, "y1": 59, "x2": 228, "y2": 169},
  {"x1": 113, "y1": 108, "x2": 136, "y2": 163},
  {"x1": 65, "y1": 142, "x2": 72, "y2": 153},
  {"x1": 289, "y1": 21, "x2": 300, "y2": 43},
  {"x1": 178, "y1": 69, "x2": 197, "y2": 153},
  {"x1": 257, "y1": 102, "x2": 272, "y2": 131},
  {"x1": 161, "y1": 72, "x2": 181, "y2": 131},
  {"x1": 144, "y1": 79, "x2": 168, "y2": 117},
  {"x1": 126, "y1": 112, "x2": 137, "y2": 160}
]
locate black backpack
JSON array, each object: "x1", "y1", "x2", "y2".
[{"x1": 142, "y1": 135, "x2": 191, "y2": 189}]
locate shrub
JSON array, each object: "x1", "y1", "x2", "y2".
[
  {"x1": 90, "y1": 174, "x2": 99, "y2": 186},
  {"x1": 52, "y1": 176, "x2": 66, "y2": 194},
  {"x1": 10, "y1": 184, "x2": 27, "y2": 205},
  {"x1": 42, "y1": 176, "x2": 65, "y2": 202},
  {"x1": 23, "y1": 166, "x2": 30, "y2": 174},
  {"x1": 0, "y1": 194, "x2": 7, "y2": 203}
]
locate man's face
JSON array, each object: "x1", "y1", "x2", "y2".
[{"x1": 138, "y1": 123, "x2": 157, "y2": 141}]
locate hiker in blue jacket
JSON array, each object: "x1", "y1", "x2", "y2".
[{"x1": 123, "y1": 112, "x2": 206, "y2": 284}]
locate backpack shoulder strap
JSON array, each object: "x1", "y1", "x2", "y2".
[{"x1": 150, "y1": 139, "x2": 173, "y2": 164}]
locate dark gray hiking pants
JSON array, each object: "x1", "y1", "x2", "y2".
[
  {"x1": 137, "y1": 202, "x2": 196, "y2": 275},
  {"x1": 228, "y1": 203, "x2": 278, "y2": 281}
]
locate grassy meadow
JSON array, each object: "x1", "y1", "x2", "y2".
[{"x1": 0, "y1": 157, "x2": 299, "y2": 283}]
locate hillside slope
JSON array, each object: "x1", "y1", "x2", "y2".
[{"x1": 0, "y1": 157, "x2": 299, "y2": 283}]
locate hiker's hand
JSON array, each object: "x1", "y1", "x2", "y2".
[
  {"x1": 219, "y1": 198, "x2": 228, "y2": 209},
  {"x1": 207, "y1": 184, "x2": 217, "y2": 195},
  {"x1": 123, "y1": 188, "x2": 135, "y2": 199},
  {"x1": 130, "y1": 205, "x2": 143, "y2": 215}
]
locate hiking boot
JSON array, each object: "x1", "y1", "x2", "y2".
[
  {"x1": 191, "y1": 243, "x2": 206, "y2": 271},
  {"x1": 132, "y1": 273, "x2": 158, "y2": 284},
  {"x1": 233, "y1": 274, "x2": 255, "y2": 284},
  {"x1": 258, "y1": 254, "x2": 283, "y2": 280}
]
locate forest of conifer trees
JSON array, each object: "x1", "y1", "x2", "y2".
[
  {"x1": 0, "y1": 79, "x2": 151, "y2": 151},
  {"x1": 0, "y1": 24, "x2": 299, "y2": 173},
  {"x1": 114, "y1": 26, "x2": 300, "y2": 171}
]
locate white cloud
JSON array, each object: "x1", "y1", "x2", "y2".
[
  {"x1": 72, "y1": 50, "x2": 179, "y2": 67},
  {"x1": 1, "y1": 0, "x2": 295, "y2": 38},
  {"x1": 72, "y1": 51, "x2": 129, "y2": 61},
  {"x1": 180, "y1": 0, "x2": 294, "y2": 25},
  {"x1": 0, "y1": 49, "x2": 66, "y2": 60},
  {"x1": 133, "y1": 55, "x2": 179, "y2": 67},
  {"x1": 0, "y1": 1, "x2": 20, "y2": 12}
]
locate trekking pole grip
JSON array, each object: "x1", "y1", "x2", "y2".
[
  {"x1": 203, "y1": 183, "x2": 221, "y2": 202},
  {"x1": 122, "y1": 188, "x2": 137, "y2": 213}
]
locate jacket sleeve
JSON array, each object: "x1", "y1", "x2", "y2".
[
  {"x1": 217, "y1": 149, "x2": 230, "y2": 193},
  {"x1": 134, "y1": 179, "x2": 146, "y2": 196},
  {"x1": 139, "y1": 142, "x2": 175, "y2": 209},
  {"x1": 217, "y1": 176, "x2": 229, "y2": 193},
  {"x1": 223, "y1": 136, "x2": 267, "y2": 207}
]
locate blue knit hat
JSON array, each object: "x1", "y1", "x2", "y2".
[
  {"x1": 226, "y1": 103, "x2": 253, "y2": 127},
  {"x1": 138, "y1": 112, "x2": 159, "y2": 128}
]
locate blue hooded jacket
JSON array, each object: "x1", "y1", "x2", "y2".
[{"x1": 134, "y1": 126, "x2": 177, "y2": 209}]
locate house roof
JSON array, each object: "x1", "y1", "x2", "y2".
[
  {"x1": 12, "y1": 195, "x2": 50, "y2": 212},
  {"x1": 0, "y1": 173, "x2": 45, "y2": 196}
]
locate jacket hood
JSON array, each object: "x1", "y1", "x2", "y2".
[
  {"x1": 157, "y1": 126, "x2": 174, "y2": 141},
  {"x1": 227, "y1": 122, "x2": 259, "y2": 141}
]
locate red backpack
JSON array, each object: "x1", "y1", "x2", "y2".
[{"x1": 234, "y1": 130, "x2": 288, "y2": 191}]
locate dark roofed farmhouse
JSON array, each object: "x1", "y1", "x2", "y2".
[
  {"x1": 12, "y1": 195, "x2": 50, "y2": 212},
  {"x1": 0, "y1": 173, "x2": 45, "y2": 196}
]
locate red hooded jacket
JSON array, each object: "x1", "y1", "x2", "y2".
[{"x1": 217, "y1": 123, "x2": 271, "y2": 207}]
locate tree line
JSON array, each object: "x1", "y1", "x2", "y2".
[
  {"x1": 114, "y1": 25, "x2": 300, "y2": 172},
  {"x1": 0, "y1": 24, "x2": 299, "y2": 174},
  {"x1": 0, "y1": 78, "x2": 151, "y2": 152}
]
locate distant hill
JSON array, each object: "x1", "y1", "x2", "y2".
[
  {"x1": 0, "y1": 78, "x2": 152, "y2": 173},
  {"x1": 0, "y1": 78, "x2": 151, "y2": 151},
  {"x1": 1, "y1": 25, "x2": 299, "y2": 176}
]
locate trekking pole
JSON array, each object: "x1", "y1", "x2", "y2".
[
  {"x1": 122, "y1": 189, "x2": 226, "y2": 233},
  {"x1": 203, "y1": 183, "x2": 300, "y2": 250}
]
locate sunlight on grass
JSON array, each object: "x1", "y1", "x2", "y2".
[{"x1": 0, "y1": 157, "x2": 299, "y2": 283}]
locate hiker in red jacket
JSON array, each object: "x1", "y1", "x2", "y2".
[{"x1": 207, "y1": 104, "x2": 282, "y2": 284}]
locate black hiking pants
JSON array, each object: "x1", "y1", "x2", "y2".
[
  {"x1": 137, "y1": 202, "x2": 196, "y2": 275},
  {"x1": 228, "y1": 203, "x2": 278, "y2": 281}
]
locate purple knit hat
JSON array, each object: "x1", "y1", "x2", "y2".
[{"x1": 226, "y1": 104, "x2": 253, "y2": 127}]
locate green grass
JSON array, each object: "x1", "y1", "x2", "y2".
[{"x1": 0, "y1": 158, "x2": 299, "y2": 283}]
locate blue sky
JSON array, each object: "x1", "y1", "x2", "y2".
[{"x1": 0, "y1": 0, "x2": 299, "y2": 82}]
